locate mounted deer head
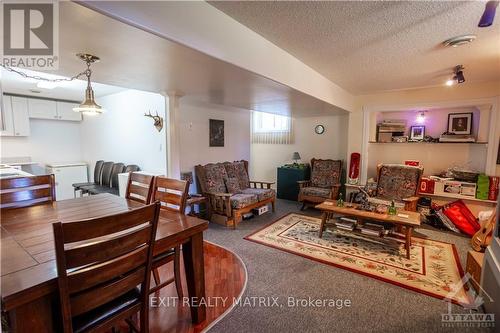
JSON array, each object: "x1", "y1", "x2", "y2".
[{"x1": 144, "y1": 110, "x2": 164, "y2": 132}]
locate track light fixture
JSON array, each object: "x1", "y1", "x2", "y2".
[{"x1": 446, "y1": 65, "x2": 465, "y2": 86}]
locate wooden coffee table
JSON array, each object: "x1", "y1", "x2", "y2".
[{"x1": 315, "y1": 200, "x2": 421, "y2": 259}]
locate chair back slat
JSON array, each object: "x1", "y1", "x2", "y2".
[
  {"x1": 53, "y1": 202, "x2": 160, "y2": 332},
  {"x1": 153, "y1": 177, "x2": 189, "y2": 213},
  {"x1": 68, "y1": 247, "x2": 148, "y2": 294},
  {"x1": 65, "y1": 224, "x2": 151, "y2": 269},
  {"x1": 125, "y1": 173, "x2": 155, "y2": 204},
  {"x1": 0, "y1": 175, "x2": 56, "y2": 209},
  {"x1": 1, "y1": 187, "x2": 52, "y2": 204},
  {"x1": 70, "y1": 267, "x2": 145, "y2": 317},
  {"x1": 129, "y1": 184, "x2": 151, "y2": 200},
  {"x1": 155, "y1": 191, "x2": 183, "y2": 207},
  {"x1": 61, "y1": 206, "x2": 155, "y2": 243}
]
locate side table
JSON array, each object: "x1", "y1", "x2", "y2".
[{"x1": 187, "y1": 195, "x2": 208, "y2": 219}]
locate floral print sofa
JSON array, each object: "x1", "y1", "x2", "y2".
[
  {"x1": 298, "y1": 158, "x2": 342, "y2": 209},
  {"x1": 195, "y1": 160, "x2": 275, "y2": 228}
]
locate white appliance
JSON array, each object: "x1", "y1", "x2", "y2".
[{"x1": 46, "y1": 163, "x2": 88, "y2": 200}]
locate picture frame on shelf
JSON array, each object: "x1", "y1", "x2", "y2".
[
  {"x1": 409, "y1": 126, "x2": 425, "y2": 141},
  {"x1": 448, "y1": 112, "x2": 473, "y2": 135}
]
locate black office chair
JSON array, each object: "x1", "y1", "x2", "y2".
[
  {"x1": 80, "y1": 161, "x2": 114, "y2": 195},
  {"x1": 124, "y1": 164, "x2": 141, "y2": 173},
  {"x1": 87, "y1": 163, "x2": 125, "y2": 196},
  {"x1": 72, "y1": 160, "x2": 104, "y2": 197}
]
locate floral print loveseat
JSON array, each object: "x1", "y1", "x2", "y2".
[{"x1": 195, "y1": 160, "x2": 275, "y2": 228}]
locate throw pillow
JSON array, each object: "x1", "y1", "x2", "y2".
[{"x1": 225, "y1": 177, "x2": 241, "y2": 194}]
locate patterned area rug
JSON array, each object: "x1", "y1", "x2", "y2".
[{"x1": 245, "y1": 213, "x2": 470, "y2": 305}]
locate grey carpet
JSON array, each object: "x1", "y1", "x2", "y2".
[{"x1": 204, "y1": 199, "x2": 494, "y2": 333}]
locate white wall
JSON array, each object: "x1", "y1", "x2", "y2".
[
  {"x1": 250, "y1": 115, "x2": 349, "y2": 183},
  {"x1": 80, "y1": 89, "x2": 166, "y2": 176},
  {"x1": 179, "y1": 101, "x2": 251, "y2": 193},
  {"x1": 0, "y1": 119, "x2": 83, "y2": 163}
]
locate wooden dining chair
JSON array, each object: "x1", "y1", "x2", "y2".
[
  {"x1": 149, "y1": 176, "x2": 189, "y2": 296},
  {"x1": 53, "y1": 202, "x2": 161, "y2": 333},
  {"x1": 125, "y1": 173, "x2": 155, "y2": 204},
  {"x1": 0, "y1": 174, "x2": 56, "y2": 209}
]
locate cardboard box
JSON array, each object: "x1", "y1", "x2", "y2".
[
  {"x1": 253, "y1": 205, "x2": 269, "y2": 216},
  {"x1": 434, "y1": 180, "x2": 477, "y2": 197}
]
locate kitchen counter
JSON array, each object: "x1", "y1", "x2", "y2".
[{"x1": 0, "y1": 166, "x2": 34, "y2": 179}]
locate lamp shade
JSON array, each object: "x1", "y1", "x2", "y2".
[
  {"x1": 292, "y1": 152, "x2": 301, "y2": 161},
  {"x1": 73, "y1": 86, "x2": 103, "y2": 115}
]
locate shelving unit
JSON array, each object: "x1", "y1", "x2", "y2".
[
  {"x1": 368, "y1": 141, "x2": 488, "y2": 145},
  {"x1": 419, "y1": 192, "x2": 496, "y2": 204}
]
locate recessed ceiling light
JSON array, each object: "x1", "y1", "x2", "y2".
[{"x1": 442, "y1": 35, "x2": 476, "y2": 47}]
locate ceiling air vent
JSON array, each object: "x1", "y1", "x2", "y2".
[{"x1": 442, "y1": 35, "x2": 476, "y2": 47}]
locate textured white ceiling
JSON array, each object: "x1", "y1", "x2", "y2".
[{"x1": 209, "y1": 1, "x2": 500, "y2": 94}]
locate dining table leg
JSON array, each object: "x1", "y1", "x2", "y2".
[{"x1": 182, "y1": 232, "x2": 207, "y2": 324}]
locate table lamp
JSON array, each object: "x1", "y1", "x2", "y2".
[{"x1": 292, "y1": 152, "x2": 301, "y2": 164}]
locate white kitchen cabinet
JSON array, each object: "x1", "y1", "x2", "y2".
[
  {"x1": 46, "y1": 163, "x2": 88, "y2": 201},
  {"x1": 1, "y1": 95, "x2": 14, "y2": 136},
  {"x1": 56, "y1": 101, "x2": 82, "y2": 121},
  {"x1": 28, "y1": 98, "x2": 58, "y2": 120},
  {"x1": 1, "y1": 95, "x2": 30, "y2": 136},
  {"x1": 11, "y1": 96, "x2": 30, "y2": 136}
]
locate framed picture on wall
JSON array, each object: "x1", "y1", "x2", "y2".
[
  {"x1": 409, "y1": 126, "x2": 425, "y2": 141},
  {"x1": 447, "y1": 112, "x2": 473, "y2": 135},
  {"x1": 209, "y1": 119, "x2": 224, "y2": 147}
]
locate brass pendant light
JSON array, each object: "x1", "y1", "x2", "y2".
[{"x1": 73, "y1": 53, "x2": 103, "y2": 115}]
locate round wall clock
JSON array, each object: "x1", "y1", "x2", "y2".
[{"x1": 315, "y1": 125, "x2": 325, "y2": 134}]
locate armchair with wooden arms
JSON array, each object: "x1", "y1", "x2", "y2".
[
  {"x1": 195, "y1": 160, "x2": 275, "y2": 228},
  {"x1": 298, "y1": 158, "x2": 342, "y2": 210},
  {"x1": 372, "y1": 164, "x2": 423, "y2": 212}
]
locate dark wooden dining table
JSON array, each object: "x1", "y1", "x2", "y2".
[{"x1": 1, "y1": 193, "x2": 209, "y2": 332}]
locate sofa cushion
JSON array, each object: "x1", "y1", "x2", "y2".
[
  {"x1": 311, "y1": 160, "x2": 341, "y2": 188},
  {"x1": 230, "y1": 193, "x2": 258, "y2": 209},
  {"x1": 376, "y1": 164, "x2": 421, "y2": 201},
  {"x1": 204, "y1": 163, "x2": 228, "y2": 193},
  {"x1": 240, "y1": 188, "x2": 275, "y2": 201},
  {"x1": 224, "y1": 161, "x2": 250, "y2": 189},
  {"x1": 225, "y1": 177, "x2": 241, "y2": 194},
  {"x1": 300, "y1": 186, "x2": 331, "y2": 198}
]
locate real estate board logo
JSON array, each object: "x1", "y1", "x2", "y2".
[
  {"x1": 1, "y1": 1, "x2": 59, "y2": 69},
  {"x1": 442, "y1": 273, "x2": 495, "y2": 328}
]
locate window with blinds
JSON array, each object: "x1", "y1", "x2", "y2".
[{"x1": 251, "y1": 111, "x2": 292, "y2": 144}]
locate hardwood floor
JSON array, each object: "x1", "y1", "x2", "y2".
[{"x1": 120, "y1": 241, "x2": 246, "y2": 332}]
